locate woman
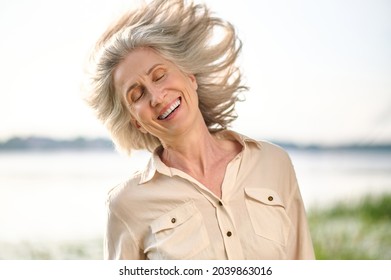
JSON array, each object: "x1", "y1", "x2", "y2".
[{"x1": 86, "y1": 0, "x2": 315, "y2": 259}]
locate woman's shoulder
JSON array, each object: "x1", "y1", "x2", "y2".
[
  {"x1": 235, "y1": 131, "x2": 289, "y2": 156},
  {"x1": 242, "y1": 135, "x2": 293, "y2": 167},
  {"x1": 258, "y1": 139, "x2": 290, "y2": 156},
  {"x1": 221, "y1": 130, "x2": 292, "y2": 163},
  {"x1": 106, "y1": 171, "x2": 143, "y2": 208}
]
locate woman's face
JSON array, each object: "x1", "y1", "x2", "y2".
[{"x1": 113, "y1": 48, "x2": 199, "y2": 141}]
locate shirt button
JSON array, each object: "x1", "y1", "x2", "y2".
[
  {"x1": 268, "y1": 196, "x2": 273, "y2": 201},
  {"x1": 171, "y1": 218, "x2": 176, "y2": 223},
  {"x1": 218, "y1": 201, "x2": 223, "y2": 206},
  {"x1": 226, "y1": 231, "x2": 232, "y2": 237}
]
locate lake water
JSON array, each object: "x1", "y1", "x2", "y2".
[{"x1": 1, "y1": 149, "x2": 390, "y2": 243}]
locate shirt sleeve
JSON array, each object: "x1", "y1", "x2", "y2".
[
  {"x1": 104, "y1": 200, "x2": 145, "y2": 260},
  {"x1": 285, "y1": 159, "x2": 316, "y2": 259}
]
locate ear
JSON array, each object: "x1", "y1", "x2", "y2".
[
  {"x1": 188, "y1": 74, "x2": 198, "y2": 90},
  {"x1": 130, "y1": 117, "x2": 148, "y2": 134}
]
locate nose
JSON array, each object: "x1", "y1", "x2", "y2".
[{"x1": 149, "y1": 86, "x2": 166, "y2": 107}]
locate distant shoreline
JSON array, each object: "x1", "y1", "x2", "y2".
[
  {"x1": 0, "y1": 136, "x2": 115, "y2": 151},
  {"x1": 1, "y1": 136, "x2": 390, "y2": 152}
]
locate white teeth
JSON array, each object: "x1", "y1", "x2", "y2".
[{"x1": 158, "y1": 99, "x2": 181, "y2": 120}]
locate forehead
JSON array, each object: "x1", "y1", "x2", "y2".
[{"x1": 113, "y1": 48, "x2": 169, "y2": 90}]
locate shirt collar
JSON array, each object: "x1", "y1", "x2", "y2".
[
  {"x1": 139, "y1": 147, "x2": 171, "y2": 184},
  {"x1": 138, "y1": 130, "x2": 262, "y2": 184},
  {"x1": 216, "y1": 130, "x2": 262, "y2": 150}
]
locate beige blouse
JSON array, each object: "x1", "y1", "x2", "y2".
[{"x1": 104, "y1": 131, "x2": 315, "y2": 259}]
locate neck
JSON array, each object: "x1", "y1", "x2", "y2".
[{"x1": 160, "y1": 121, "x2": 223, "y2": 176}]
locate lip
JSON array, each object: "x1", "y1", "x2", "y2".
[{"x1": 157, "y1": 97, "x2": 181, "y2": 120}]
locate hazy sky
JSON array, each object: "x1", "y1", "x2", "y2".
[{"x1": 0, "y1": 0, "x2": 390, "y2": 145}]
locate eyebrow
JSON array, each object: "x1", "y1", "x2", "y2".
[
  {"x1": 146, "y1": 63, "x2": 163, "y2": 75},
  {"x1": 125, "y1": 63, "x2": 164, "y2": 97}
]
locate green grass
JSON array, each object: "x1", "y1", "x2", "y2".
[{"x1": 308, "y1": 193, "x2": 391, "y2": 259}]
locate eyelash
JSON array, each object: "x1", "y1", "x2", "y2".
[
  {"x1": 129, "y1": 70, "x2": 167, "y2": 103},
  {"x1": 131, "y1": 88, "x2": 144, "y2": 102},
  {"x1": 154, "y1": 72, "x2": 165, "y2": 82}
]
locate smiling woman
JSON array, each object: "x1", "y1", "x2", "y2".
[
  {"x1": 86, "y1": 0, "x2": 244, "y2": 153},
  {"x1": 113, "y1": 48, "x2": 199, "y2": 139},
  {"x1": 84, "y1": 0, "x2": 314, "y2": 260}
]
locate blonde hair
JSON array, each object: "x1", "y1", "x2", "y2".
[{"x1": 85, "y1": 0, "x2": 247, "y2": 154}]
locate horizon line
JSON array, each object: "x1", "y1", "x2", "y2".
[{"x1": 1, "y1": 135, "x2": 391, "y2": 151}]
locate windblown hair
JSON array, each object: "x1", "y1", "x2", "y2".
[{"x1": 85, "y1": 0, "x2": 247, "y2": 154}]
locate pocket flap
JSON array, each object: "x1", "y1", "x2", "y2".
[
  {"x1": 245, "y1": 188, "x2": 285, "y2": 208},
  {"x1": 150, "y1": 201, "x2": 197, "y2": 234}
]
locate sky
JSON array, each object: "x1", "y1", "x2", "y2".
[{"x1": 0, "y1": 0, "x2": 390, "y2": 146}]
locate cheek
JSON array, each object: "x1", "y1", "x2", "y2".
[
  {"x1": 131, "y1": 104, "x2": 151, "y2": 123},
  {"x1": 186, "y1": 83, "x2": 199, "y2": 101}
]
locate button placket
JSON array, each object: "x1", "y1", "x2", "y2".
[{"x1": 215, "y1": 201, "x2": 244, "y2": 259}]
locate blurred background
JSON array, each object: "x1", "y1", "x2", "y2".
[{"x1": 0, "y1": 0, "x2": 390, "y2": 259}]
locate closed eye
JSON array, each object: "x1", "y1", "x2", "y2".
[
  {"x1": 152, "y1": 68, "x2": 167, "y2": 82},
  {"x1": 129, "y1": 86, "x2": 144, "y2": 103},
  {"x1": 155, "y1": 74, "x2": 165, "y2": 81}
]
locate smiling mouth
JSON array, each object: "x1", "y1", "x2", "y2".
[{"x1": 158, "y1": 98, "x2": 181, "y2": 120}]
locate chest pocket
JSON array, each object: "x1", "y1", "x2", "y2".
[
  {"x1": 245, "y1": 188, "x2": 292, "y2": 246},
  {"x1": 145, "y1": 201, "x2": 210, "y2": 259}
]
